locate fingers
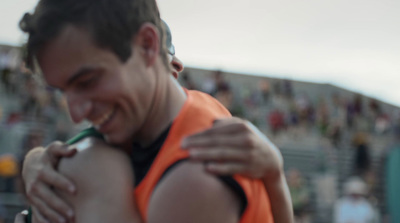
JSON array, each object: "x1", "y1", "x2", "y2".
[
  {"x1": 33, "y1": 179, "x2": 74, "y2": 220},
  {"x1": 190, "y1": 147, "x2": 252, "y2": 162},
  {"x1": 205, "y1": 163, "x2": 247, "y2": 176},
  {"x1": 213, "y1": 117, "x2": 243, "y2": 125},
  {"x1": 32, "y1": 206, "x2": 49, "y2": 223},
  {"x1": 184, "y1": 117, "x2": 281, "y2": 180},
  {"x1": 182, "y1": 118, "x2": 255, "y2": 148},
  {"x1": 46, "y1": 141, "x2": 77, "y2": 166},
  {"x1": 193, "y1": 120, "x2": 249, "y2": 137},
  {"x1": 26, "y1": 167, "x2": 75, "y2": 222},
  {"x1": 183, "y1": 132, "x2": 256, "y2": 148},
  {"x1": 48, "y1": 145, "x2": 77, "y2": 158},
  {"x1": 30, "y1": 196, "x2": 66, "y2": 223},
  {"x1": 37, "y1": 166, "x2": 76, "y2": 194}
]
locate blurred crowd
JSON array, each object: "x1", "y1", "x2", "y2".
[
  {"x1": 181, "y1": 70, "x2": 399, "y2": 145},
  {"x1": 0, "y1": 46, "x2": 77, "y2": 192},
  {"x1": 1, "y1": 46, "x2": 399, "y2": 222},
  {"x1": 180, "y1": 69, "x2": 400, "y2": 223}
]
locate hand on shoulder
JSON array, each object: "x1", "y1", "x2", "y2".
[{"x1": 182, "y1": 117, "x2": 284, "y2": 182}]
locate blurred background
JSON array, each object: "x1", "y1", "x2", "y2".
[{"x1": 1, "y1": 0, "x2": 400, "y2": 223}]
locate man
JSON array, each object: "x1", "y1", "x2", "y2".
[
  {"x1": 333, "y1": 177, "x2": 377, "y2": 223},
  {"x1": 17, "y1": 1, "x2": 292, "y2": 222}
]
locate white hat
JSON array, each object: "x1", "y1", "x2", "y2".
[{"x1": 344, "y1": 177, "x2": 368, "y2": 195}]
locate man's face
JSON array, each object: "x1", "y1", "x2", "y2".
[{"x1": 37, "y1": 25, "x2": 156, "y2": 145}]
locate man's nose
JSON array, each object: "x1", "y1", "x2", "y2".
[{"x1": 65, "y1": 91, "x2": 92, "y2": 123}]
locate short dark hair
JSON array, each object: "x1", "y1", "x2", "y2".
[{"x1": 19, "y1": 0, "x2": 169, "y2": 71}]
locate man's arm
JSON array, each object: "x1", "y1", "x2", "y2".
[
  {"x1": 262, "y1": 172, "x2": 293, "y2": 223},
  {"x1": 148, "y1": 161, "x2": 240, "y2": 223},
  {"x1": 55, "y1": 138, "x2": 141, "y2": 223},
  {"x1": 182, "y1": 117, "x2": 294, "y2": 223}
]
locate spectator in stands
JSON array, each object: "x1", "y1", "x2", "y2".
[
  {"x1": 316, "y1": 98, "x2": 330, "y2": 136},
  {"x1": 346, "y1": 99, "x2": 356, "y2": 129},
  {"x1": 215, "y1": 82, "x2": 233, "y2": 111},
  {"x1": 352, "y1": 132, "x2": 371, "y2": 178},
  {"x1": 368, "y1": 99, "x2": 380, "y2": 120},
  {"x1": 327, "y1": 120, "x2": 342, "y2": 147},
  {"x1": 273, "y1": 80, "x2": 282, "y2": 96},
  {"x1": 333, "y1": 177, "x2": 377, "y2": 223},
  {"x1": 331, "y1": 93, "x2": 346, "y2": 126},
  {"x1": 288, "y1": 102, "x2": 299, "y2": 127},
  {"x1": 1, "y1": 68, "x2": 12, "y2": 93},
  {"x1": 295, "y1": 92, "x2": 311, "y2": 126},
  {"x1": 0, "y1": 49, "x2": 9, "y2": 70},
  {"x1": 374, "y1": 113, "x2": 390, "y2": 135},
  {"x1": 214, "y1": 70, "x2": 230, "y2": 95},
  {"x1": 287, "y1": 168, "x2": 310, "y2": 223},
  {"x1": 268, "y1": 109, "x2": 286, "y2": 135},
  {"x1": 347, "y1": 94, "x2": 366, "y2": 130},
  {"x1": 4, "y1": 112, "x2": 22, "y2": 127},
  {"x1": 282, "y1": 79, "x2": 293, "y2": 99},
  {"x1": 258, "y1": 79, "x2": 271, "y2": 104},
  {"x1": 353, "y1": 94, "x2": 363, "y2": 117}
]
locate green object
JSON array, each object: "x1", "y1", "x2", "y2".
[
  {"x1": 387, "y1": 145, "x2": 400, "y2": 223},
  {"x1": 27, "y1": 128, "x2": 104, "y2": 223},
  {"x1": 66, "y1": 127, "x2": 104, "y2": 144},
  {"x1": 27, "y1": 207, "x2": 32, "y2": 223}
]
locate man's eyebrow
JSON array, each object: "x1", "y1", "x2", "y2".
[{"x1": 67, "y1": 66, "x2": 98, "y2": 86}]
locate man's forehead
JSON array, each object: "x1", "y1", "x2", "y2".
[{"x1": 35, "y1": 26, "x2": 97, "y2": 87}]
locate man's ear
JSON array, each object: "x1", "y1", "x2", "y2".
[{"x1": 134, "y1": 22, "x2": 160, "y2": 67}]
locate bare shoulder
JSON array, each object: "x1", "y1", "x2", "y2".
[
  {"x1": 56, "y1": 137, "x2": 139, "y2": 223},
  {"x1": 61, "y1": 137, "x2": 129, "y2": 167},
  {"x1": 148, "y1": 161, "x2": 240, "y2": 223},
  {"x1": 57, "y1": 137, "x2": 133, "y2": 196}
]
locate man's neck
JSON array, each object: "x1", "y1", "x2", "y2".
[{"x1": 132, "y1": 74, "x2": 186, "y2": 148}]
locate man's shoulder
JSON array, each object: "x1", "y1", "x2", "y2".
[
  {"x1": 59, "y1": 138, "x2": 131, "y2": 190},
  {"x1": 55, "y1": 139, "x2": 139, "y2": 223},
  {"x1": 159, "y1": 161, "x2": 228, "y2": 192},
  {"x1": 148, "y1": 161, "x2": 240, "y2": 223}
]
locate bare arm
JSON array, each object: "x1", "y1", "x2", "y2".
[
  {"x1": 55, "y1": 138, "x2": 141, "y2": 223},
  {"x1": 148, "y1": 161, "x2": 240, "y2": 223},
  {"x1": 263, "y1": 172, "x2": 293, "y2": 223},
  {"x1": 183, "y1": 117, "x2": 294, "y2": 223}
]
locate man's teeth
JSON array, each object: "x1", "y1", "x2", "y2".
[{"x1": 93, "y1": 109, "x2": 114, "y2": 126}]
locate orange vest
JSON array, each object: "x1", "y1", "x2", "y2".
[{"x1": 134, "y1": 89, "x2": 274, "y2": 223}]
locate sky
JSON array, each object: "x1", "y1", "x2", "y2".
[{"x1": 1, "y1": 0, "x2": 400, "y2": 106}]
